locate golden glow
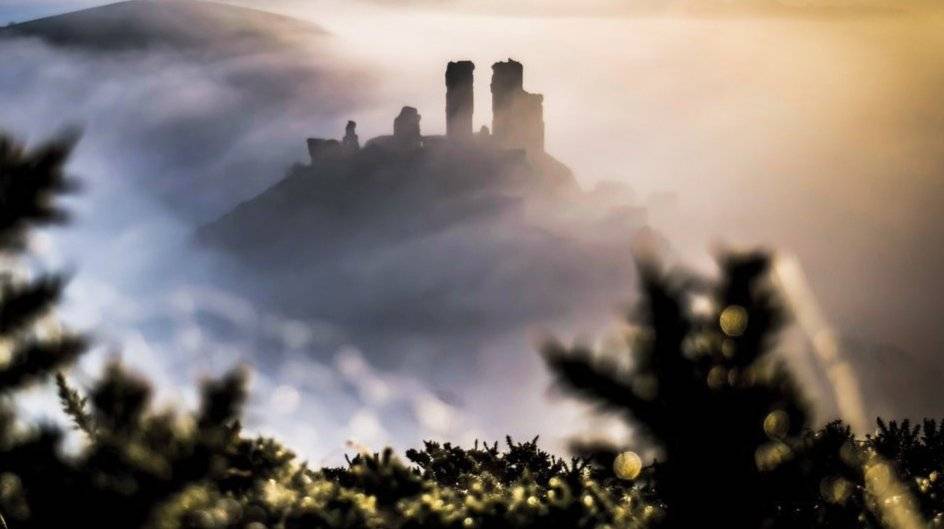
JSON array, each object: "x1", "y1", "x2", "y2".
[
  {"x1": 863, "y1": 457, "x2": 928, "y2": 529},
  {"x1": 719, "y1": 305, "x2": 749, "y2": 337},
  {"x1": 774, "y1": 255, "x2": 870, "y2": 433},
  {"x1": 0, "y1": 338, "x2": 12, "y2": 369},
  {"x1": 259, "y1": 5, "x2": 944, "y2": 442},
  {"x1": 755, "y1": 441, "x2": 792, "y2": 471},
  {"x1": 613, "y1": 451, "x2": 643, "y2": 480},
  {"x1": 820, "y1": 476, "x2": 853, "y2": 504},
  {"x1": 707, "y1": 365, "x2": 727, "y2": 390},
  {"x1": 763, "y1": 410, "x2": 790, "y2": 439}
]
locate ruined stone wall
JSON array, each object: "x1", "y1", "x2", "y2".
[
  {"x1": 307, "y1": 121, "x2": 361, "y2": 164},
  {"x1": 307, "y1": 138, "x2": 341, "y2": 163}
]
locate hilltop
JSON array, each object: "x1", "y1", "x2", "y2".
[
  {"x1": 0, "y1": 0, "x2": 327, "y2": 54},
  {"x1": 198, "y1": 60, "x2": 645, "y2": 369},
  {"x1": 0, "y1": 0, "x2": 360, "y2": 220}
]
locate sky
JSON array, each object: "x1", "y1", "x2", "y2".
[
  {"x1": 2, "y1": 0, "x2": 944, "y2": 460},
  {"x1": 0, "y1": 1, "x2": 94, "y2": 23},
  {"x1": 0, "y1": 0, "x2": 936, "y2": 25}
]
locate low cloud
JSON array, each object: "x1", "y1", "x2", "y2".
[
  {"x1": 6, "y1": 0, "x2": 944, "y2": 461},
  {"x1": 0, "y1": 2, "x2": 370, "y2": 221}
]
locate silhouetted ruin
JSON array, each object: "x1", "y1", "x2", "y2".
[
  {"x1": 307, "y1": 120, "x2": 360, "y2": 161},
  {"x1": 201, "y1": 58, "x2": 599, "y2": 358},
  {"x1": 491, "y1": 59, "x2": 545, "y2": 155},
  {"x1": 342, "y1": 120, "x2": 359, "y2": 151},
  {"x1": 306, "y1": 59, "x2": 547, "y2": 162},
  {"x1": 393, "y1": 106, "x2": 422, "y2": 148},
  {"x1": 306, "y1": 138, "x2": 342, "y2": 161},
  {"x1": 446, "y1": 60, "x2": 475, "y2": 140}
]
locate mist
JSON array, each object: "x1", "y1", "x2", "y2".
[
  {"x1": 305, "y1": 6, "x2": 944, "y2": 421},
  {"x1": 1, "y1": 2, "x2": 643, "y2": 460},
  {"x1": 2, "y1": 0, "x2": 943, "y2": 462}
]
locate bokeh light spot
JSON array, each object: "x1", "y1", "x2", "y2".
[
  {"x1": 719, "y1": 305, "x2": 749, "y2": 337},
  {"x1": 613, "y1": 450, "x2": 643, "y2": 480},
  {"x1": 764, "y1": 410, "x2": 790, "y2": 439}
]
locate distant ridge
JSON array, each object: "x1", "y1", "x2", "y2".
[
  {"x1": 0, "y1": 0, "x2": 356, "y2": 220},
  {"x1": 0, "y1": 0, "x2": 327, "y2": 53}
]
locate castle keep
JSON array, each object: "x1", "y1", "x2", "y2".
[
  {"x1": 307, "y1": 59, "x2": 546, "y2": 163},
  {"x1": 445, "y1": 60, "x2": 475, "y2": 139},
  {"x1": 490, "y1": 59, "x2": 545, "y2": 154}
]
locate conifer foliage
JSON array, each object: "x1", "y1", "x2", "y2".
[
  {"x1": 543, "y1": 254, "x2": 944, "y2": 529},
  {"x1": 544, "y1": 253, "x2": 810, "y2": 529},
  {"x1": 0, "y1": 133, "x2": 86, "y2": 528},
  {"x1": 0, "y1": 133, "x2": 253, "y2": 528},
  {"x1": 0, "y1": 134, "x2": 85, "y2": 392}
]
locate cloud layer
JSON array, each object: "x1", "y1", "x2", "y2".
[
  {"x1": 0, "y1": 1, "x2": 370, "y2": 221},
  {"x1": 5, "y1": 0, "x2": 944, "y2": 461}
]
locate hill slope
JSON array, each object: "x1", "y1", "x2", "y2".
[
  {"x1": 0, "y1": 0, "x2": 327, "y2": 54},
  {"x1": 198, "y1": 140, "x2": 644, "y2": 369},
  {"x1": 0, "y1": 0, "x2": 364, "y2": 220}
]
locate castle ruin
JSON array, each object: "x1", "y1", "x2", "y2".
[
  {"x1": 307, "y1": 59, "x2": 546, "y2": 163},
  {"x1": 445, "y1": 60, "x2": 475, "y2": 140},
  {"x1": 490, "y1": 59, "x2": 545, "y2": 154}
]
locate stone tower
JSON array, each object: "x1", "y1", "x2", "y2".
[
  {"x1": 445, "y1": 60, "x2": 475, "y2": 140},
  {"x1": 490, "y1": 59, "x2": 545, "y2": 155},
  {"x1": 393, "y1": 106, "x2": 422, "y2": 149},
  {"x1": 342, "y1": 120, "x2": 359, "y2": 152}
]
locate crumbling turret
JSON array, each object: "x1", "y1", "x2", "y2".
[
  {"x1": 446, "y1": 60, "x2": 475, "y2": 140},
  {"x1": 393, "y1": 106, "x2": 422, "y2": 149},
  {"x1": 343, "y1": 120, "x2": 359, "y2": 152},
  {"x1": 491, "y1": 59, "x2": 545, "y2": 156}
]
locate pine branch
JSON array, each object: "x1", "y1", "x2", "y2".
[
  {"x1": 55, "y1": 372, "x2": 94, "y2": 436},
  {"x1": 0, "y1": 275, "x2": 64, "y2": 335},
  {"x1": 198, "y1": 367, "x2": 248, "y2": 431},
  {"x1": 0, "y1": 335, "x2": 86, "y2": 391},
  {"x1": 543, "y1": 341, "x2": 660, "y2": 428},
  {"x1": 0, "y1": 133, "x2": 78, "y2": 251}
]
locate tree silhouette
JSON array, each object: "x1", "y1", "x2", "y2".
[
  {"x1": 544, "y1": 253, "x2": 809, "y2": 529},
  {"x1": 0, "y1": 133, "x2": 254, "y2": 528},
  {"x1": 0, "y1": 132, "x2": 86, "y2": 527},
  {"x1": 0, "y1": 133, "x2": 86, "y2": 391}
]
